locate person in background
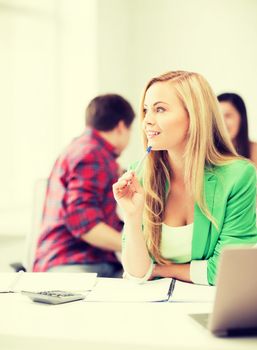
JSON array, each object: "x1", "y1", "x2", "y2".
[
  {"x1": 113, "y1": 71, "x2": 257, "y2": 286},
  {"x1": 33, "y1": 94, "x2": 135, "y2": 276},
  {"x1": 217, "y1": 92, "x2": 257, "y2": 168}
]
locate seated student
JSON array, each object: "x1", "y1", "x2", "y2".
[
  {"x1": 217, "y1": 92, "x2": 257, "y2": 168},
  {"x1": 33, "y1": 94, "x2": 135, "y2": 277},
  {"x1": 113, "y1": 71, "x2": 257, "y2": 286}
]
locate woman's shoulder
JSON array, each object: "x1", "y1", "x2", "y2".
[
  {"x1": 207, "y1": 158, "x2": 256, "y2": 184},
  {"x1": 204, "y1": 159, "x2": 256, "y2": 196},
  {"x1": 219, "y1": 158, "x2": 254, "y2": 171},
  {"x1": 249, "y1": 141, "x2": 257, "y2": 168}
]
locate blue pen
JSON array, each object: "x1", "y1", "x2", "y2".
[{"x1": 134, "y1": 146, "x2": 152, "y2": 173}]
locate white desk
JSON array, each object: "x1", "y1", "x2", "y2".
[{"x1": 0, "y1": 292, "x2": 256, "y2": 350}]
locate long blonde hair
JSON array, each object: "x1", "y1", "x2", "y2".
[{"x1": 140, "y1": 71, "x2": 238, "y2": 264}]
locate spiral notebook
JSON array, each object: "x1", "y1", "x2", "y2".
[{"x1": 85, "y1": 277, "x2": 175, "y2": 302}]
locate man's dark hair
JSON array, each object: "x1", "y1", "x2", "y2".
[{"x1": 85, "y1": 94, "x2": 135, "y2": 131}]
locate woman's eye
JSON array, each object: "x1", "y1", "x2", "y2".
[
  {"x1": 156, "y1": 107, "x2": 165, "y2": 113},
  {"x1": 143, "y1": 108, "x2": 147, "y2": 115}
]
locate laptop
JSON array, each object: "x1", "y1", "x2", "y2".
[{"x1": 190, "y1": 246, "x2": 257, "y2": 337}]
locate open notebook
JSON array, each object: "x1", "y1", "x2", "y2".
[
  {"x1": 85, "y1": 277, "x2": 174, "y2": 302},
  {"x1": 84, "y1": 278, "x2": 215, "y2": 303}
]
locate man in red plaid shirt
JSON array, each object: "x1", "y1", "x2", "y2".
[{"x1": 33, "y1": 94, "x2": 135, "y2": 276}]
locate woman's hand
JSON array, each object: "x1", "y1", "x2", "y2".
[
  {"x1": 113, "y1": 171, "x2": 145, "y2": 218},
  {"x1": 151, "y1": 263, "x2": 191, "y2": 283}
]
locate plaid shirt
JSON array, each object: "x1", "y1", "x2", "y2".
[{"x1": 33, "y1": 128, "x2": 123, "y2": 272}]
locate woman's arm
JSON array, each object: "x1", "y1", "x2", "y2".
[
  {"x1": 151, "y1": 263, "x2": 191, "y2": 282},
  {"x1": 206, "y1": 162, "x2": 257, "y2": 285},
  {"x1": 113, "y1": 171, "x2": 152, "y2": 278}
]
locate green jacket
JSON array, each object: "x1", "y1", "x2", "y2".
[
  {"x1": 193, "y1": 159, "x2": 257, "y2": 285},
  {"x1": 130, "y1": 159, "x2": 257, "y2": 285}
]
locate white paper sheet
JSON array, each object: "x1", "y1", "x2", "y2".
[
  {"x1": 0, "y1": 272, "x2": 97, "y2": 293},
  {"x1": 85, "y1": 277, "x2": 173, "y2": 302},
  {"x1": 171, "y1": 280, "x2": 216, "y2": 302}
]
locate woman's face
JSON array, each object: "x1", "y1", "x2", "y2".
[
  {"x1": 219, "y1": 101, "x2": 241, "y2": 141},
  {"x1": 143, "y1": 81, "x2": 189, "y2": 153}
]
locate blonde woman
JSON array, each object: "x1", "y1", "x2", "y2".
[{"x1": 113, "y1": 71, "x2": 257, "y2": 286}]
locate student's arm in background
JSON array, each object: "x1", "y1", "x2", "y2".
[{"x1": 82, "y1": 223, "x2": 121, "y2": 252}]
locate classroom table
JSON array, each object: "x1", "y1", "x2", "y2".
[{"x1": 0, "y1": 291, "x2": 256, "y2": 350}]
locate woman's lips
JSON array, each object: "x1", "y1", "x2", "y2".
[{"x1": 146, "y1": 130, "x2": 161, "y2": 139}]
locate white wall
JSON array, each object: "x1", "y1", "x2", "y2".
[
  {"x1": 96, "y1": 0, "x2": 141, "y2": 168},
  {"x1": 0, "y1": 0, "x2": 97, "y2": 236},
  {"x1": 57, "y1": 0, "x2": 98, "y2": 149}
]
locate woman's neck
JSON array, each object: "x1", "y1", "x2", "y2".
[{"x1": 167, "y1": 152, "x2": 185, "y2": 183}]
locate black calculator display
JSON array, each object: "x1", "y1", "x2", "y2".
[{"x1": 21, "y1": 290, "x2": 86, "y2": 304}]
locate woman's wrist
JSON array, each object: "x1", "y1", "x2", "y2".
[
  {"x1": 123, "y1": 217, "x2": 143, "y2": 231},
  {"x1": 151, "y1": 263, "x2": 174, "y2": 279}
]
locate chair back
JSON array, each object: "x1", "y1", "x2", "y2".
[{"x1": 23, "y1": 178, "x2": 48, "y2": 272}]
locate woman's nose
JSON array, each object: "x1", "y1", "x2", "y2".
[{"x1": 144, "y1": 111, "x2": 155, "y2": 125}]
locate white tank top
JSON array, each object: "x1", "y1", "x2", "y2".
[{"x1": 160, "y1": 222, "x2": 194, "y2": 263}]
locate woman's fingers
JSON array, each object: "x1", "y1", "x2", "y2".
[
  {"x1": 112, "y1": 179, "x2": 130, "y2": 199},
  {"x1": 115, "y1": 171, "x2": 133, "y2": 190},
  {"x1": 130, "y1": 173, "x2": 144, "y2": 193},
  {"x1": 116, "y1": 179, "x2": 128, "y2": 190},
  {"x1": 113, "y1": 171, "x2": 142, "y2": 199},
  {"x1": 118, "y1": 171, "x2": 133, "y2": 182},
  {"x1": 113, "y1": 175, "x2": 131, "y2": 192}
]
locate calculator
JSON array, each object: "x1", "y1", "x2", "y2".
[{"x1": 21, "y1": 290, "x2": 86, "y2": 305}]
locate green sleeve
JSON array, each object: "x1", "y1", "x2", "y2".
[{"x1": 207, "y1": 163, "x2": 257, "y2": 285}]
